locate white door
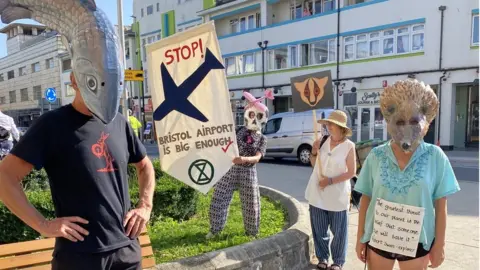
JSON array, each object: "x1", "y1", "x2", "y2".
[{"x1": 357, "y1": 106, "x2": 387, "y2": 142}]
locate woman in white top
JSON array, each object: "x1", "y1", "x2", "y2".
[{"x1": 305, "y1": 110, "x2": 357, "y2": 270}]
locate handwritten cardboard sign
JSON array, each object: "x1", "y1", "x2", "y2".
[{"x1": 369, "y1": 198, "x2": 425, "y2": 257}]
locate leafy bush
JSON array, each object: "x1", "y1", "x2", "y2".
[
  {"x1": 128, "y1": 159, "x2": 163, "y2": 189},
  {"x1": 23, "y1": 169, "x2": 50, "y2": 191},
  {"x1": 0, "y1": 191, "x2": 55, "y2": 244},
  {"x1": 130, "y1": 174, "x2": 199, "y2": 222}
]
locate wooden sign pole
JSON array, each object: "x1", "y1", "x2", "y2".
[{"x1": 312, "y1": 110, "x2": 323, "y2": 180}]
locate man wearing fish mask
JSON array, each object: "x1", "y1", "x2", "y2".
[
  {"x1": 354, "y1": 79, "x2": 460, "y2": 270},
  {"x1": 0, "y1": 1, "x2": 155, "y2": 269}
]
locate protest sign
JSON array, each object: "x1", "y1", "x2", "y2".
[
  {"x1": 290, "y1": 70, "x2": 334, "y2": 177},
  {"x1": 290, "y1": 70, "x2": 334, "y2": 113},
  {"x1": 369, "y1": 198, "x2": 425, "y2": 257},
  {"x1": 146, "y1": 21, "x2": 239, "y2": 194}
]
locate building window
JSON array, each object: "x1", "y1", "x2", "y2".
[
  {"x1": 66, "y1": 83, "x2": 75, "y2": 97},
  {"x1": 7, "y1": 70, "x2": 14, "y2": 80},
  {"x1": 229, "y1": 13, "x2": 260, "y2": 34},
  {"x1": 241, "y1": 54, "x2": 255, "y2": 74},
  {"x1": 9, "y1": 90, "x2": 15, "y2": 103},
  {"x1": 20, "y1": 88, "x2": 28, "y2": 102},
  {"x1": 33, "y1": 85, "x2": 42, "y2": 100},
  {"x1": 141, "y1": 8, "x2": 144, "y2": 17},
  {"x1": 289, "y1": 46, "x2": 298, "y2": 67},
  {"x1": 411, "y1": 24, "x2": 425, "y2": 51},
  {"x1": 344, "y1": 0, "x2": 372, "y2": 6},
  {"x1": 396, "y1": 27, "x2": 410, "y2": 53},
  {"x1": 19, "y1": 66, "x2": 26, "y2": 76},
  {"x1": 343, "y1": 23, "x2": 424, "y2": 61},
  {"x1": 46, "y1": 58, "x2": 54, "y2": 69},
  {"x1": 310, "y1": 39, "x2": 336, "y2": 64},
  {"x1": 472, "y1": 15, "x2": 479, "y2": 45},
  {"x1": 142, "y1": 39, "x2": 147, "y2": 62},
  {"x1": 157, "y1": 3, "x2": 160, "y2": 12},
  {"x1": 147, "y1": 5, "x2": 153, "y2": 15},
  {"x1": 290, "y1": 0, "x2": 336, "y2": 19},
  {"x1": 224, "y1": 57, "x2": 236, "y2": 75},
  {"x1": 0, "y1": 97, "x2": 5, "y2": 104},
  {"x1": 268, "y1": 48, "x2": 288, "y2": 70},
  {"x1": 156, "y1": 34, "x2": 161, "y2": 41},
  {"x1": 32, "y1": 62, "x2": 40, "y2": 73},
  {"x1": 369, "y1": 32, "x2": 381, "y2": 56},
  {"x1": 0, "y1": 74, "x2": 4, "y2": 82},
  {"x1": 62, "y1": 59, "x2": 72, "y2": 72}
]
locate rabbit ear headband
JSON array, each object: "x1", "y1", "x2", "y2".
[{"x1": 243, "y1": 89, "x2": 275, "y2": 112}]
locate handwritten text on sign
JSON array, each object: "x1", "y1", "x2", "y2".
[{"x1": 369, "y1": 199, "x2": 425, "y2": 257}]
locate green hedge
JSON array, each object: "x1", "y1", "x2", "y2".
[
  {"x1": 0, "y1": 191, "x2": 56, "y2": 244},
  {"x1": 130, "y1": 174, "x2": 199, "y2": 222},
  {"x1": 0, "y1": 159, "x2": 198, "y2": 244}
]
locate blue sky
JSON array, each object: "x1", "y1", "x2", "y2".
[{"x1": 0, "y1": 0, "x2": 134, "y2": 58}]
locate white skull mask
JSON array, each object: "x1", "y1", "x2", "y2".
[{"x1": 244, "y1": 106, "x2": 268, "y2": 132}]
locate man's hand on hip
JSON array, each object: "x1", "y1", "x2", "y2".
[
  {"x1": 40, "y1": 217, "x2": 89, "y2": 242},
  {"x1": 124, "y1": 206, "x2": 151, "y2": 238}
]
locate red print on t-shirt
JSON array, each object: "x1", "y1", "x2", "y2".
[{"x1": 91, "y1": 132, "x2": 116, "y2": 172}]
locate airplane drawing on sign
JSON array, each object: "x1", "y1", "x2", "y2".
[{"x1": 153, "y1": 48, "x2": 224, "y2": 122}]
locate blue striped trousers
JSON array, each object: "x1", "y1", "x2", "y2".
[{"x1": 309, "y1": 205, "x2": 348, "y2": 266}]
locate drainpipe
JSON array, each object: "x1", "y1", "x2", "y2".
[
  {"x1": 335, "y1": 0, "x2": 341, "y2": 109},
  {"x1": 437, "y1": 5, "x2": 446, "y2": 147}
]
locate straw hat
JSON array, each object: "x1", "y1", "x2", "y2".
[{"x1": 317, "y1": 110, "x2": 352, "y2": 137}]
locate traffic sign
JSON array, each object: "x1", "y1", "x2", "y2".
[
  {"x1": 125, "y1": 70, "x2": 144, "y2": 81},
  {"x1": 45, "y1": 88, "x2": 57, "y2": 103}
]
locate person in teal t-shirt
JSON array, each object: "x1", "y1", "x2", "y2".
[{"x1": 354, "y1": 79, "x2": 460, "y2": 270}]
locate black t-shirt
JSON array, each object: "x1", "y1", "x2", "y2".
[{"x1": 11, "y1": 104, "x2": 147, "y2": 253}]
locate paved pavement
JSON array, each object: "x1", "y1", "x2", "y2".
[{"x1": 144, "y1": 143, "x2": 479, "y2": 269}]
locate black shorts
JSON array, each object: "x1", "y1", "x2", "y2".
[
  {"x1": 366, "y1": 239, "x2": 434, "y2": 262},
  {"x1": 52, "y1": 240, "x2": 142, "y2": 270}
]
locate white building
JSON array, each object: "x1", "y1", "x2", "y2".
[
  {"x1": 133, "y1": 0, "x2": 479, "y2": 150},
  {"x1": 0, "y1": 23, "x2": 65, "y2": 127}
]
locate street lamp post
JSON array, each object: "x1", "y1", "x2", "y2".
[
  {"x1": 117, "y1": 0, "x2": 128, "y2": 117},
  {"x1": 257, "y1": 40, "x2": 268, "y2": 91}
]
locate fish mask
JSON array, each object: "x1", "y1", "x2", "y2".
[
  {"x1": 0, "y1": 0, "x2": 124, "y2": 124},
  {"x1": 243, "y1": 89, "x2": 274, "y2": 132},
  {"x1": 380, "y1": 79, "x2": 439, "y2": 153}
]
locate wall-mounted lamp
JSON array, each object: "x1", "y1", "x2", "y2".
[
  {"x1": 351, "y1": 87, "x2": 357, "y2": 92},
  {"x1": 407, "y1": 74, "x2": 416, "y2": 79},
  {"x1": 353, "y1": 78, "x2": 362, "y2": 83}
]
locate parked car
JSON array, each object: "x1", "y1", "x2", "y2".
[{"x1": 263, "y1": 109, "x2": 351, "y2": 165}]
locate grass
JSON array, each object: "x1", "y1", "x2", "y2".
[{"x1": 148, "y1": 190, "x2": 288, "y2": 263}]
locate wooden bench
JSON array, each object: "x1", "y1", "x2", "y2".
[{"x1": 0, "y1": 228, "x2": 155, "y2": 269}]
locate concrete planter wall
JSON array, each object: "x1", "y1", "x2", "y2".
[{"x1": 150, "y1": 186, "x2": 313, "y2": 270}]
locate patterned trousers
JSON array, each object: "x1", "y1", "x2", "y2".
[{"x1": 209, "y1": 165, "x2": 260, "y2": 236}]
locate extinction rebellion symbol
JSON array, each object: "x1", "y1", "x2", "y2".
[{"x1": 188, "y1": 159, "x2": 215, "y2": 185}]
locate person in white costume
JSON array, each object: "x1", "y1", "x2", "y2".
[{"x1": 305, "y1": 110, "x2": 356, "y2": 270}]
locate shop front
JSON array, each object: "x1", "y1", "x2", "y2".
[
  {"x1": 343, "y1": 89, "x2": 388, "y2": 143},
  {"x1": 454, "y1": 83, "x2": 479, "y2": 148}
]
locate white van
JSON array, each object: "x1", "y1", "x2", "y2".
[{"x1": 263, "y1": 109, "x2": 344, "y2": 165}]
